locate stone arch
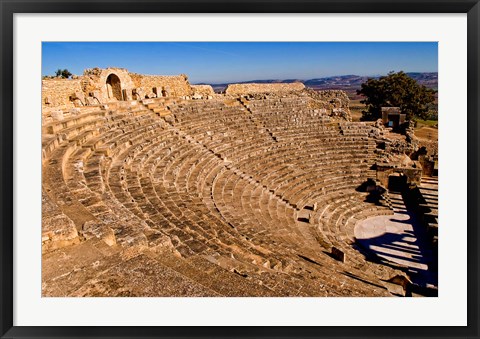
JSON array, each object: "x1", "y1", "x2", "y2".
[{"x1": 106, "y1": 73, "x2": 123, "y2": 101}]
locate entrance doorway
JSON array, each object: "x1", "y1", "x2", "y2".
[
  {"x1": 106, "y1": 74, "x2": 123, "y2": 100},
  {"x1": 388, "y1": 173, "x2": 407, "y2": 192}
]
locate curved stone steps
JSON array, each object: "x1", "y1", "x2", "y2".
[
  {"x1": 124, "y1": 135, "x2": 288, "y2": 269},
  {"x1": 42, "y1": 100, "x2": 401, "y2": 297},
  {"x1": 311, "y1": 193, "x2": 399, "y2": 282}
]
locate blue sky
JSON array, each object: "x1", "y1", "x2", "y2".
[{"x1": 42, "y1": 42, "x2": 438, "y2": 84}]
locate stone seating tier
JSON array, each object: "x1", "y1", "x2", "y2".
[{"x1": 42, "y1": 97, "x2": 401, "y2": 297}]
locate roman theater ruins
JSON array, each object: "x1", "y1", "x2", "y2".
[{"x1": 42, "y1": 68, "x2": 438, "y2": 297}]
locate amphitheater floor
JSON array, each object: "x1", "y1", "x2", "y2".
[{"x1": 354, "y1": 194, "x2": 437, "y2": 289}]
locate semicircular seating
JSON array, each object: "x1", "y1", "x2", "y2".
[{"x1": 42, "y1": 96, "x2": 405, "y2": 297}]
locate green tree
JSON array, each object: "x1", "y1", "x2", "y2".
[
  {"x1": 357, "y1": 71, "x2": 436, "y2": 121},
  {"x1": 55, "y1": 68, "x2": 72, "y2": 79}
]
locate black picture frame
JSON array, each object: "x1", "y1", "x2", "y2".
[{"x1": 1, "y1": 1, "x2": 479, "y2": 338}]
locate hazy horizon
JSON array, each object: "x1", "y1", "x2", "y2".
[{"x1": 192, "y1": 71, "x2": 438, "y2": 85}]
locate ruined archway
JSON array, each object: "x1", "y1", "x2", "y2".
[{"x1": 106, "y1": 73, "x2": 123, "y2": 101}]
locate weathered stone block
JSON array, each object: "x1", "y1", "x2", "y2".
[
  {"x1": 51, "y1": 110, "x2": 64, "y2": 121},
  {"x1": 82, "y1": 220, "x2": 116, "y2": 246},
  {"x1": 331, "y1": 247, "x2": 346, "y2": 262}
]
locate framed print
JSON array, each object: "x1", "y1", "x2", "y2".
[{"x1": 1, "y1": 0, "x2": 479, "y2": 338}]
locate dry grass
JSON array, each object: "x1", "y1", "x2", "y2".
[
  {"x1": 415, "y1": 119, "x2": 438, "y2": 128},
  {"x1": 415, "y1": 126, "x2": 438, "y2": 142},
  {"x1": 349, "y1": 99, "x2": 364, "y2": 122}
]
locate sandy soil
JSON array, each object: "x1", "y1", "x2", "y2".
[{"x1": 415, "y1": 126, "x2": 438, "y2": 142}]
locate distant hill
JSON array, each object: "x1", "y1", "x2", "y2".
[
  {"x1": 304, "y1": 73, "x2": 437, "y2": 90},
  {"x1": 201, "y1": 72, "x2": 438, "y2": 94}
]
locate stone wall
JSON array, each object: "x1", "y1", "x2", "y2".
[
  {"x1": 305, "y1": 89, "x2": 352, "y2": 121},
  {"x1": 42, "y1": 79, "x2": 83, "y2": 110},
  {"x1": 42, "y1": 68, "x2": 195, "y2": 110},
  {"x1": 191, "y1": 85, "x2": 215, "y2": 97},
  {"x1": 315, "y1": 90, "x2": 350, "y2": 111},
  {"x1": 129, "y1": 73, "x2": 193, "y2": 98},
  {"x1": 81, "y1": 67, "x2": 136, "y2": 104},
  {"x1": 225, "y1": 82, "x2": 305, "y2": 95},
  {"x1": 376, "y1": 163, "x2": 423, "y2": 187}
]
